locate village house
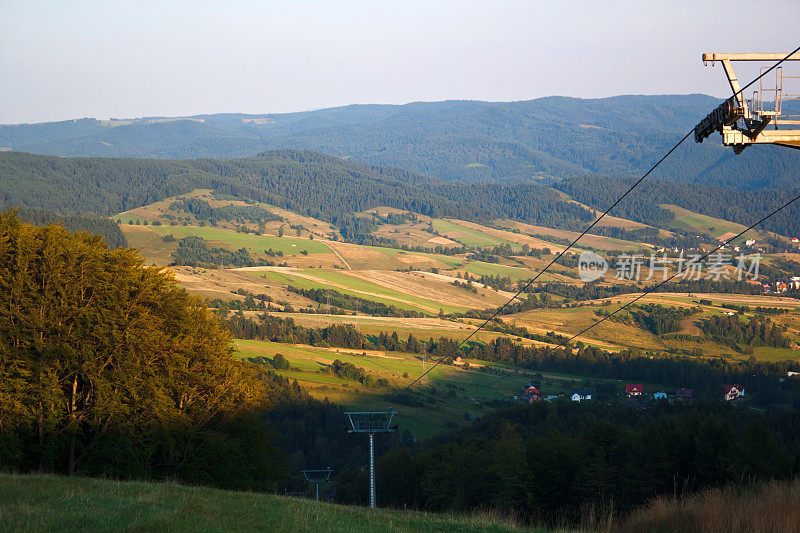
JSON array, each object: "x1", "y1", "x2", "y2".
[
  {"x1": 521, "y1": 383, "x2": 541, "y2": 403},
  {"x1": 723, "y1": 384, "x2": 746, "y2": 401},
  {"x1": 653, "y1": 391, "x2": 667, "y2": 400},
  {"x1": 625, "y1": 384, "x2": 644, "y2": 398},
  {"x1": 676, "y1": 388, "x2": 694, "y2": 401},
  {"x1": 570, "y1": 390, "x2": 592, "y2": 402}
]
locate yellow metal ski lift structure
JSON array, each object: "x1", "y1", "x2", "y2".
[{"x1": 695, "y1": 52, "x2": 800, "y2": 153}]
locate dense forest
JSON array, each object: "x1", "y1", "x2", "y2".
[
  {"x1": 554, "y1": 175, "x2": 800, "y2": 237},
  {"x1": 334, "y1": 402, "x2": 800, "y2": 525},
  {"x1": 3, "y1": 96, "x2": 800, "y2": 191},
  {"x1": 16, "y1": 206, "x2": 127, "y2": 249},
  {"x1": 0, "y1": 150, "x2": 593, "y2": 229},
  {"x1": 4, "y1": 148, "x2": 798, "y2": 245}
]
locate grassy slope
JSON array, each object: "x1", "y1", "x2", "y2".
[
  {"x1": 0, "y1": 474, "x2": 535, "y2": 533},
  {"x1": 432, "y1": 219, "x2": 514, "y2": 248},
  {"x1": 661, "y1": 204, "x2": 754, "y2": 240},
  {"x1": 149, "y1": 226, "x2": 332, "y2": 255},
  {"x1": 464, "y1": 261, "x2": 534, "y2": 281},
  {"x1": 262, "y1": 270, "x2": 468, "y2": 315}
]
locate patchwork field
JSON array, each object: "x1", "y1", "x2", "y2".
[
  {"x1": 234, "y1": 338, "x2": 615, "y2": 437},
  {"x1": 110, "y1": 194, "x2": 800, "y2": 431}
]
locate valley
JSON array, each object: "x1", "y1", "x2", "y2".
[{"x1": 101, "y1": 188, "x2": 800, "y2": 438}]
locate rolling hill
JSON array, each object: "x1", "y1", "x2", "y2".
[{"x1": 3, "y1": 95, "x2": 800, "y2": 190}]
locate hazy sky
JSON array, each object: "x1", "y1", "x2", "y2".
[{"x1": 1, "y1": 0, "x2": 798, "y2": 124}]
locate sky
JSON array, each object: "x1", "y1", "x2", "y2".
[{"x1": 1, "y1": 0, "x2": 799, "y2": 124}]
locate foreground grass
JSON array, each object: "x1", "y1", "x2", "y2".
[
  {"x1": 0, "y1": 473, "x2": 540, "y2": 532},
  {"x1": 617, "y1": 478, "x2": 800, "y2": 533}
]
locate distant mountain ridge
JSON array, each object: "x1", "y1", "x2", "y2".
[{"x1": 3, "y1": 95, "x2": 799, "y2": 191}]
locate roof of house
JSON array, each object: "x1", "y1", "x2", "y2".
[
  {"x1": 723, "y1": 384, "x2": 743, "y2": 393},
  {"x1": 625, "y1": 384, "x2": 644, "y2": 393},
  {"x1": 572, "y1": 390, "x2": 592, "y2": 396}
]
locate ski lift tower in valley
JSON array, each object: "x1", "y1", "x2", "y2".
[
  {"x1": 694, "y1": 52, "x2": 800, "y2": 153},
  {"x1": 345, "y1": 409, "x2": 397, "y2": 508}
]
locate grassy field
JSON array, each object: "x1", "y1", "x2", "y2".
[
  {"x1": 497, "y1": 220, "x2": 646, "y2": 252},
  {"x1": 149, "y1": 225, "x2": 332, "y2": 255},
  {"x1": 432, "y1": 220, "x2": 515, "y2": 248},
  {"x1": 0, "y1": 473, "x2": 536, "y2": 532},
  {"x1": 121, "y1": 225, "x2": 178, "y2": 265},
  {"x1": 232, "y1": 337, "x2": 631, "y2": 438},
  {"x1": 464, "y1": 261, "x2": 534, "y2": 281},
  {"x1": 262, "y1": 270, "x2": 469, "y2": 315},
  {"x1": 661, "y1": 204, "x2": 753, "y2": 241}
]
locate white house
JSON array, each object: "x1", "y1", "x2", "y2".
[
  {"x1": 653, "y1": 391, "x2": 667, "y2": 400},
  {"x1": 570, "y1": 390, "x2": 592, "y2": 402}
]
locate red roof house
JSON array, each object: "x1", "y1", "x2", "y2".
[
  {"x1": 625, "y1": 384, "x2": 644, "y2": 397},
  {"x1": 723, "y1": 384, "x2": 745, "y2": 401}
]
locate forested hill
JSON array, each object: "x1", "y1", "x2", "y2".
[
  {"x1": 554, "y1": 176, "x2": 800, "y2": 238},
  {"x1": 0, "y1": 150, "x2": 593, "y2": 228},
  {"x1": 3, "y1": 95, "x2": 799, "y2": 190}
]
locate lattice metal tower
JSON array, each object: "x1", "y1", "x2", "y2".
[{"x1": 344, "y1": 410, "x2": 397, "y2": 508}]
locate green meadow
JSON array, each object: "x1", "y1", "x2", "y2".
[
  {"x1": 432, "y1": 220, "x2": 515, "y2": 249},
  {"x1": 149, "y1": 225, "x2": 332, "y2": 255},
  {"x1": 0, "y1": 474, "x2": 535, "y2": 533}
]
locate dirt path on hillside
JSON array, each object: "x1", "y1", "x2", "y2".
[{"x1": 321, "y1": 240, "x2": 352, "y2": 270}]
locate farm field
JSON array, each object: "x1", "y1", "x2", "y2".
[
  {"x1": 0, "y1": 474, "x2": 534, "y2": 533},
  {"x1": 661, "y1": 204, "x2": 755, "y2": 241},
  {"x1": 149, "y1": 225, "x2": 333, "y2": 255},
  {"x1": 497, "y1": 220, "x2": 648, "y2": 252},
  {"x1": 259, "y1": 268, "x2": 503, "y2": 315},
  {"x1": 432, "y1": 219, "x2": 517, "y2": 248},
  {"x1": 233, "y1": 338, "x2": 617, "y2": 437},
  {"x1": 112, "y1": 195, "x2": 800, "y2": 411},
  {"x1": 463, "y1": 260, "x2": 534, "y2": 281},
  {"x1": 505, "y1": 292, "x2": 800, "y2": 360}
]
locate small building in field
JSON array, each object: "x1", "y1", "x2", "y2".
[
  {"x1": 570, "y1": 390, "x2": 592, "y2": 402},
  {"x1": 676, "y1": 388, "x2": 694, "y2": 401},
  {"x1": 723, "y1": 384, "x2": 745, "y2": 401},
  {"x1": 625, "y1": 384, "x2": 644, "y2": 397},
  {"x1": 653, "y1": 391, "x2": 667, "y2": 400}
]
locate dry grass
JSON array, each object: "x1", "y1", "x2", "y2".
[{"x1": 616, "y1": 479, "x2": 800, "y2": 533}]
